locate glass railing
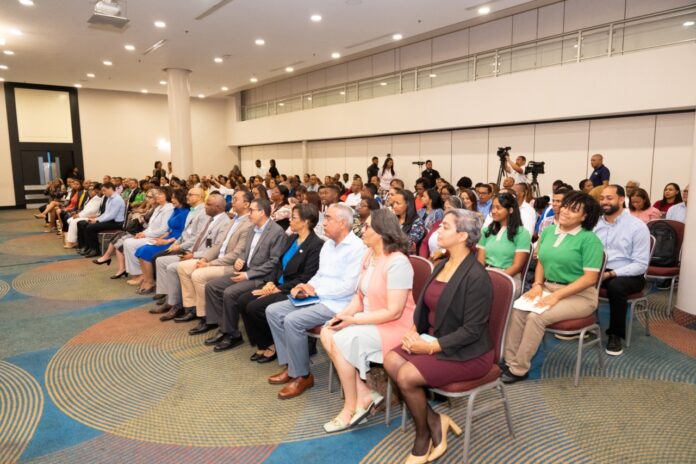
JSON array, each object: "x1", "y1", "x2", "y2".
[{"x1": 242, "y1": 6, "x2": 696, "y2": 121}]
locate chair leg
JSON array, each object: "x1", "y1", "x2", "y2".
[
  {"x1": 385, "y1": 378, "x2": 392, "y2": 426},
  {"x1": 667, "y1": 277, "x2": 677, "y2": 314},
  {"x1": 401, "y1": 402, "x2": 407, "y2": 432},
  {"x1": 626, "y1": 301, "x2": 634, "y2": 348},
  {"x1": 574, "y1": 328, "x2": 587, "y2": 387},
  {"x1": 499, "y1": 382, "x2": 515, "y2": 438},
  {"x1": 643, "y1": 299, "x2": 651, "y2": 337},
  {"x1": 462, "y1": 390, "x2": 478, "y2": 464},
  {"x1": 328, "y1": 361, "x2": 333, "y2": 393},
  {"x1": 595, "y1": 325, "x2": 605, "y2": 370}
]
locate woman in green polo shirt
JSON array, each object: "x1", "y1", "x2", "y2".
[
  {"x1": 502, "y1": 191, "x2": 603, "y2": 384},
  {"x1": 477, "y1": 192, "x2": 531, "y2": 296}
]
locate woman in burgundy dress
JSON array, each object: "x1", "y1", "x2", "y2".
[{"x1": 384, "y1": 209, "x2": 493, "y2": 464}]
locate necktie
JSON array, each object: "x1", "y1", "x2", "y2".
[
  {"x1": 99, "y1": 196, "x2": 108, "y2": 214},
  {"x1": 192, "y1": 217, "x2": 214, "y2": 252}
]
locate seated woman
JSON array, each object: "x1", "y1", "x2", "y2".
[
  {"x1": 384, "y1": 209, "x2": 492, "y2": 464},
  {"x1": 629, "y1": 188, "x2": 661, "y2": 223},
  {"x1": 458, "y1": 189, "x2": 478, "y2": 213},
  {"x1": 119, "y1": 187, "x2": 174, "y2": 287},
  {"x1": 418, "y1": 188, "x2": 444, "y2": 231},
  {"x1": 133, "y1": 188, "x2": 190, "y2": 294},
  {"x1": 477, "y1": 192, "x2": 531, "y2": 296},
  {"x1": 236, "y1": 204, "x2": 323, "y2": 362},
  {"x1": 352, "y1": 197, "x2": 380, "y2": 238},
  {"x1": 502, "y1": 191, "x2": 603, "y2": 384},
  {"x1": 64, "y1": 183, "x2": 102, "y2": 248},
  {"x1": 418, "y1": 196, "x2": 462, "y2": 260},
  {"x1": 320, "y1": 209, "x2": 415, "y2": 433},
  {"x1": 270, "y1": 185, "x2": 293, "y2": 230},
  {"x1": 652, "y1": 183, "x2": 683, "y2": 216},
  {"x1": 390, "y1": 188, "x2": 426, "y2": 255},
  {"x1": 34, "y1": 179, "x2": 66, "y2": 232}
]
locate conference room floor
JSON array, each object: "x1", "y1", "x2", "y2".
[{"x1": 0, "y1": 209, "x2": 694, "y2": 464}]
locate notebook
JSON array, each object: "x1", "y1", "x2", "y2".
[
  {"x1": 288, "y1": 295, "x2": 320, "y2": 307},
  {"x1": 512, "y1": 291, "x2": 552, "y2": 314}
]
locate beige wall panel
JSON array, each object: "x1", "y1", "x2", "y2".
[
  {"x1": 469, "y1": 17, "x2": 513, "y2": 54},
  {"x1": 651, "y1": 112, "x2": 694, "y2": 199},
  {"x1": 240, "y1": 146, "x2": 254, "y2": 178},
  {"x1": 373, "y1": 50, "x2": 396, "y2": 76},
  {"x1": 564, "y1": 0, "x2": 625, "y2": 31},
  {"x1": 290, "y1": 75, "x2": 308, "y2": 95},
  {"x1": 399, "y1": 40, "x2": 433, "y2": 70},
  {"x1": 537, "y1": 2, "x2": 565, "y2": 38},
  {"x1": 513, "y1": 10, "x2": 538, "y2": 44},
  {"x1": 367, "y1": 135, "x2": 393, "y2": 161},
  {"x1": 307, "y1": 140, "x2": 326, "y2": 176},
  {"x1": 420, "y1": 131, "x2": 452, "y2": 186},
  {"x1": 275, "y1": 79, "x2": 292, "y2": 99},
  {"x1": 324, "y1": 139, "x2": 347, "y2": 176},
  {"x1": 626, "y1": 0, "x2": 696, "y2": 18},
  {"x1": 452, "y1": 128, "x2": 489, "y2": 189},
  {"x1": 588, "y1": 115, "x2": 656, "y2": 192},
  {"x1": 307, "y1": 69, "x2": 326, "y2": 91},
  {"x1": 0, "y1": 86, "x2": 15, "y2": 206},
  {"x1": 348, "y1": 56, "x2": 373, "y2": 82},
  {"x1": 325, "y1": 64, "x2": 348, "y2": 87},
  {"x1": 190, "y1": 98, "x2": 233, "y2": 176},
  {"x1": 345, "y1": 138, "x2": 369, "y2": 179},
  {"x1": 432, "y1": 28, "x2": 470, "y2": 63},
  {"x1": 15, "y1": 88, "x2": 73, "y2": 143},
  {"x1": 391, "y1": 134, "x2": 420, "y2": 188},
  {"x1": 533, "y1": 120, "x2": 590, "y2": 196}
]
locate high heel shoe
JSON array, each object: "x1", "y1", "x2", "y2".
[
  {"x1": 405, "y1": 442, "x2": 432, "y2": 464},
  {"x1": 92, "y1": 258, "x2": 112, "y2": 266},
  {"x1": 110, "y1": 271, "x2": 128, "y2": 279},
  {"x1": 427, "y1": 414, "x2": 462, "y2": 462}
]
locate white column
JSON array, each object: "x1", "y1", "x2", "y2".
[
  {"x1": 165, "y1": 68, "x2": 193, "y2": 177},
  {"x1": 301, "y1": 140, "x2": 308, "y2": 174},
  {"x1": 674, "y1": 115, "x2": 696, "y2": 315}
]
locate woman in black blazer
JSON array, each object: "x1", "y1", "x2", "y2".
[
  {"x1": 238, "y1": 203, "x2": 324, "y2": 363},
  {"x1": 384, "y1": 209, "x2": 493, "y2": 464}
]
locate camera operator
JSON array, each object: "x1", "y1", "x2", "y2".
[{"x1": 506, "y1": 154, "x2": 528, "y2": 184}]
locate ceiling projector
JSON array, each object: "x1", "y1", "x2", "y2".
[{"x1": 88, "y1": 0, "x2": 130, "y2": 28}]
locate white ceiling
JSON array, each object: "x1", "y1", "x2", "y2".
[{"x1": 0, "y1": 0, "x2": 534, "y2": 98}]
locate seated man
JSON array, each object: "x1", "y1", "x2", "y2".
[
  {"x1": 202, "y1": 198, "x2": 286, "y2": 350},
  {"x1": 148, "y1": 188, "x2": 211, "y2": 316},
  {"x1": 593, "y1": 185, "x2": 650, "y2": 356},
  {"x1": 77, "y1": 182, "x2": 126, "y2": 257},
  {"x1": 172, "y1": 190, "x2": 253, "y2": 329},
  {"x1": 265, "y1": 204, "x2": 367, "y2": 400}
]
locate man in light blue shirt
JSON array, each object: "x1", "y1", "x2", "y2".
[
  {"x1": 80, "y1": 182, "x2": 126, "y2": 257},
  {"x1": 594, "y1": 185, "x2": 650, "y2": 356},
  {"x1": 266, "y1": 203, "x2": 366, "y2": 400},
  {"x1": 476, "y1": 184, "x2": 493, "y2": 218}
]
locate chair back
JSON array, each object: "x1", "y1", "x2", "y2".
[
  {"x1": 520, "y1": 244, "x2": 534, "y2": 287},
  {"x1": 486, "y1": 269, "x2": 516, "y2": 364},
  {"x1": 409, "y1": 255, "x2": 434, "y2": 302},
  {"x1": 645, "y1": 235, "x2": 657, "y2": 278},
  {"x1": 594, "y1": 251, "x2": 609, "y2": 292}
]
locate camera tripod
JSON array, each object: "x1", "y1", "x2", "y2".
[
  {"x1": 530, "y1": 173, "x2": 542, "y2": 198},
  {"x1": 496, "y1": 157, "x2": 508, "y2": 187}
]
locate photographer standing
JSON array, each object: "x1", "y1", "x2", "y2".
[{"x1": 506, "y1": 154, "x2": 528, "y2": 184}]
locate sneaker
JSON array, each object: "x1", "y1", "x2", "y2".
[
  {"x1": 554, "y1": 332, "x2": 589, "y2": 341},
  {"x1": 605, "y1": 334, "x2": 624, "y2": 356}
]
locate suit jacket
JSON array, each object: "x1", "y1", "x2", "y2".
[
  {"x1": 271, "y1": 231, "x2": 324, "y2": 292},
  {"x1": 205, "y1": 216, "x2": 254, "y2": 271},
  {"x1": 241, "y1": 219, "x2": 286, "y2": 281},
  {"x1": 413, "y1": 253, "x2": 493, "y2": 362},
  {"x1": 191, "y1": 213, "x2": 232, "y2": 258},
  {"x1": 177, "y1": 205, "x2": 208, "y2": 251},
  {"x1": 127, "y1": 188, "x2": 140, "y2": 205}
]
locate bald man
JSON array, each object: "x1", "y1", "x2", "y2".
[
  {"x1": 151, "y1": 190, "x2": 227, "y2": 316},
  {"x1": 590, "y1": 154, "x2": 610, "y2": 187}
]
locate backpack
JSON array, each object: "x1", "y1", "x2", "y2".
[{"x1": 648, "y1": 221, "x2": 679, "y2": 267}]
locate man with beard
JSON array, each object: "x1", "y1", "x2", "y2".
[{"x1": 593, "y1": 185, "x2": 650, "y2": 356}]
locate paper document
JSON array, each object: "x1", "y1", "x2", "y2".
[{"x1": 513, "y1": 292, "x2": 552, "y2": 314}]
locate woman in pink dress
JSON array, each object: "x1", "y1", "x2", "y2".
[{"x1": 629, "y1": 188, "x2": 662, "y2": 223}]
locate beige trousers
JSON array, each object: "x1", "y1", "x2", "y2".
[
  {"x1": 504, "y1": 283, "x2": 598, "y2": 376},
  {"x1": 176, "y1": 260, "x2": 227, "y2": 317}
]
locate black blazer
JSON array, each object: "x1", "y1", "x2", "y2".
[
  {"x1": 272, "y1": 231, "x2": 324, "y2": 293},
  {"x1": 413, "y1": 253, "x2": 493, "y2": 362}
]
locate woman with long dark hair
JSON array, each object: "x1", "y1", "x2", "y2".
[
  {"x1": 419, "y1": 188, "x2": 444, "y2": 231},
  {"x1": 270, "y1": 184, "x2": 292, "y2": 230},
  {"x1": 652, "y1": 183, "x2": 682, "y2": 215},
  {"x1": 379, "y1": 157, "x2": 395, "y2": 192},
  {"x1": 390, "y1": 188, "x2": 426, "y2": 255},
  {"x1": 152, "y1": 161, "x2": 167, "y2": 181}
]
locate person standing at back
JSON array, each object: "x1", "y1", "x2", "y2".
[
  {"x1": 367, "y1": 156, "x2": 380, "y2": 182},
  {"x1": 589, "y1": 154, "x2": 610, "y2": 187}
]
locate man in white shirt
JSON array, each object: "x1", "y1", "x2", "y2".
[
  {"x1": 343, "y1": 178, "x2": 363, "y2": 208},
  {"x1": 506, "y1": 154, "x2": 528, "y2": 184},
  {"x1": 513, "y1": 183, "x2": 536, "y2": 237},
  {"x1": 666, "y1": 184, "x2": 688, "y2": 223},
  {"x1": 255, "y1": 159, "x2": 266, "y2": 178}
]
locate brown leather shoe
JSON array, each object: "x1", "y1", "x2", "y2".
[
  {"x1": 278, "y1": 374, "x2": 314, "y2": 400},
  {"x1": 268, "y1": 367, "x2": 290, "y2": 385}
]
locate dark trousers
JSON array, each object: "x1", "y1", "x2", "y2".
[
  {"x1": 83, "y1": 221, "x2": 123, "y2": 252},
  {"x1": 601, "y1": 274, "x2": 645, "y2": 339},
  {"x1": 238, "y1": 290, "x2": 289, "y2": 349},
  {"x1": 204, "y1": 275, "x2": 259, "y2": 336}
]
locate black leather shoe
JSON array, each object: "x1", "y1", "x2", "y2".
[
  {"x1": 204, "y1": 331, "x2": 224, "y2": 346},
  {"x1": 214, "y1": 335, "x2": 244, "y2": 352},
  {"x1": 188, "y1": 320, "x2": 217, "y2": 335},
  {"x1": 250, "y1": 352, "x2": 264, "y2": 361},
  {"x1": 160, "y1": 306, "x2": 185, "y2": 322},
  {"x1": 501, "y1": 371, "x2": 529, "y2": 384},
  {"x1": 84, "y1": 250, "x2": 99, "y2": 258},
  {"x1": 153, "y1": 294, "x2": 166, "y2": 300},
  {"x1": 256, "y1": 352, "x2": 277, "y2": 364},
  {"x1": 149, "y1": 303, "x2": 172, "y2": 314},
  {"x1": 155, "y1": 297, "x2": 167, "y2": 305},
  {"x1": 174, "y1": 312, "x2": 197, "y2": 323}
]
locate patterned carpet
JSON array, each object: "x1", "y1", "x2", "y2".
[{"x1": 0, "y1": 210, "x2": 694, "y2": 463}]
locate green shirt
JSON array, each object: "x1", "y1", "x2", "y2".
[
  {"x1": 537, "y1": 225, "x2": 603, "y2": 284},
  {"x1": 478, "y1": 226, "x2": 531, "y2": 270}
]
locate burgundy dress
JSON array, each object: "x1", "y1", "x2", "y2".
[{"x1": 393, "y1": 279, "x2": 493, "y2": 387}]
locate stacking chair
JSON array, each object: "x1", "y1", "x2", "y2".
[
  {"x1": 645, "y1": 220, "x2": 685, "y2": 314},
  {"x1": 544, "y1": 252, "x2": 608, "y2": 387},
  {"x1": 598, "y1": 235, "x2": 656, "y2": 347}
]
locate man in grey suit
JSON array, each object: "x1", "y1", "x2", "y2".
[
  {"x1": 180, "y1": 190, "x2": 255, "y2": 335},
  {"x1": 149, "y1": 187, "x2": 208, "y2": 314},
  {"x1": 159, "y1": 193, "x2": 232, "y2": 321},
  {"x1": 203, "y1": 198, "x2": 285, "y2": 351}
]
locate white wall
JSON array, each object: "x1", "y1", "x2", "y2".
[
  {"x1": 0, "y1": 85, "x2": 15, "y2": 207},
  {"x1": 78, "y1": 89, "x2": 232, "y2": 181},
  {"x1": 240, "y1": 112, "x2": 695, "y2": 200}
]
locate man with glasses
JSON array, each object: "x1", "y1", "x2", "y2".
[
  {"x1": 476, "y1": 184, "x2": 494, "y2": 217},
  {"x1": 265, "y1": 204, "x2": 366, "y2": 400},
  {"x1": 202, "y1": 198, "x2": 285, "y2": 351}
]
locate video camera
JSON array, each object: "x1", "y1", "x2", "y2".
[
  {"x1": 497, "y1": 146, "x2": 511, "y2": 162},
  {"x1": 525, "y1": 161, "x2": 545, "y2": 176}
]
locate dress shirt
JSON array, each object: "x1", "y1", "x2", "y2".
[
  {"x1": 144, "y1": 203, "x2": 175, "y2": 238},
  {"x1": 477, "y1": 199, "x2": 492, "y2": 218},
  {"x1": 97, "y1": 192, "x2": 126, "y2": 223},
  {"x1": 307, "y1": 231, "x2": 367, "y2": 313},
  {"x1": 343, "y1": 192, "x2": 362, "y2": 208},
  {"x1": 518, "y1": 201, "x2": 537, "y2": 237},
  {"x1": 78, "y1": 196, "x2": 102, "y2": 218},
  {"x1": 248, "y1": 218, "x2": 271, "y2": 262},
  {"x1": 218, "y1": 214, "x2": 247, "y2": 258},
  {"x1": 665, "y1": 203, "x2": 687, "y2": 223},
  {"x1": 594, "y1": 210, "x2": 650, "y2": 277}
]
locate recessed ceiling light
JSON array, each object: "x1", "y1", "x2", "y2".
[
  {"x1": 429, "y1": 73, "x2": 437, "y2": 78},
  {"x1": 285, "y1": 66, "x2": 294, "y2": 73},
  {"x1": 478, "y1": 6, "x2": 491, "y2": 15},
  {"x1": 339, "y1": 91, "x2": 345, "y2": 95},
  {"x1": 307, "y1": 96, "x2": 312, "y2": 101},
  {"x1": 392, "y1": 33, "x2": 402, "y2": 41},
  {"x1": 74, "y1": 83, "x2": 82, "y2": 88},
  {"x1": 331, "y1": 52, "x2": 341, "y2": 59},
  {"x1": 159, "y1": 80, "x2": 167, "y2": 85},
  {"x1": 310, "y1": 14, "x2": 322, "y2": 22},
  {"x1": 255, "y1": 38, "x2": 265, "y2": 46},
  {"x1": 221, "y1": 86, "x2": 229, "y2": 91},
  {"x1": 684, "y1": 20, "x2": 695, "y2": 27},
  {"x1": 0, "y1": 77, "x2": 4, "y2": 82},
  {"x1": 154, "y1": 21, "x2": 166, "y2": 28},
  {"x1": 9, "y1": 29, "x2": 22, "y2": 36},
  {"x1": 250, "y1": 77, "x2": 258, "y2": 83},
  {"x1": 380, "y1": 82, "x2": 387, "y2": 86},
  {"x1": 214, "y1": 57, "x2": 223, "y2": 63},
  {"x1": 103, "y1": 60, "x2": 112, "y2": 66},
  {"x1": 0, "y1": 65, "x2": 8, "y2": 70},
  {"x1": 86, "y1": 73, "x2": 95, "y2": 78},
  {"x1": 3, "y1": 50, "x2": 14, "y2": 55},
  {"x1": 0, "y1": 38, "x2": 5, "y2": 46},
  {"x1": 141, "y1": 89, "x2": 148, "y2": 93},
  {"x1": 278, "y1": 102, "x2": 285, "y2": 106},
  {"x1": 19, "y1": 0, "x2": 34, "y2": 5},
  {"x1": 124, "y1": 44, "x2": 135, "y2": 51},
  {"x1": 198, "y1": 94, "x2": 205, "y2": 99}
]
